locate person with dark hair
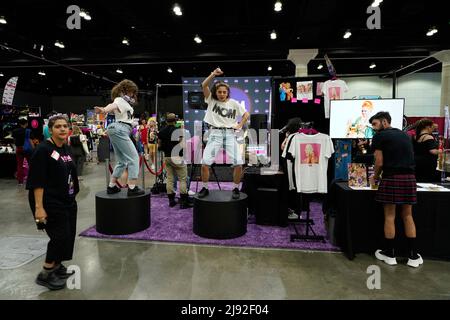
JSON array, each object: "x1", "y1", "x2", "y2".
[
  {"x1": 26, "y1": 114, "x2": 78, "y2": 290},
  {"x1": 369, "y1": 111, "x2": 423, "y2": 268},
  {"x1": 413, "y1": 118, "x2": 442, "y2": 182},
  {"x1": 12, "y1": 118, "x2": 33, "y2": 185},
  {"x1": 157, "y1": 113, "x2": 193, "y2": 209},
  {"x1": 198, "y1": 68, "x2": 250, "y2": 199},
  {"x1": 95, "y1": 79, "x2": 145, "y2": 196}
]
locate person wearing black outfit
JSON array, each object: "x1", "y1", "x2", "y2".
[
  {"x1": 12, "y1": 118, "x2": 33, "y2": 185},
  {"x1": 369, "y1": 112, "x2": 423, "y2": 268},
  {"x1": 413, "y1": 119, "x2": 442, "y2": 182},
  {"x1": 68, "y1": 125, "x2": 89, "y2": 178},
  {"x1": 157, "y1": 113, "x2": 193, "y2": 209},
  {"x1": 26, "y1": 114, "x2": 79, "y2": 290}
]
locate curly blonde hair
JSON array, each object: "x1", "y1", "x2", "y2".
[{"x1": 111, "y1": 79, "x2": 138, "y2": 100}]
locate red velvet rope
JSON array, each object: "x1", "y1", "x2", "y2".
[
  {"x1": 143, "y1": 157, "x2": 165, "y2": 176},
  {"x1": 108, "y1": 163, "x2": 125, "y2": 188}
]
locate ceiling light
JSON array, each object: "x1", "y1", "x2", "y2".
[
  {"x1": 426, "y1": 27, "x2": 438, "y2": 36},
  {"x1": 267, "y1": 65, "x2": 272, "y2": 71},
  {"x1": 317, "y1": 64, "x2": 323, "y2": 70},
  {"x1": 274, "y1": 1, "x2": 282, "y2": 12},
  {"x1": 0, "y1": 16, "x2": 7, "y2": 24},
  {"x1": 40, "y1": 45, "x2": 44, "y2": 52},
  {"x1": 122, "y1": 37, "x2": 130, "y2": 45},
  {"x1": 369, "y1": 62, "x2": 376, "y2": 69},
  {"x1": 116, "y1": 68, "x2": 123, "y2": 74},
  {"x1": 38, "y1": 71, "x2": 46, "y2": 76},
  {"x1": 167, "y1": 67, "x2": 173, "y2": 73},
  {"x1": 79, "y1": 10, "x2": 87, "y2": 18},
  {"x1": 0, "y1": 72, "x2": 4, "y2": 77},
  {"x1": 84, "y1": 12, "x2": 91, "y2": 20},
  {"x1": 173, "y1": 4, "x2": 182, "y2": 16},
  {"x1": 194, "y1": 35, "x2": 202, "y2": 44},
  {"x1": 343, "y1": 30, "x2": 352, "y2": 39},
  {"x1": 371, "y1": 0, "x2": 383, "y2": 7},
  {"x1": 270, "y1": 30, "x2": 277, "y2": 40}
]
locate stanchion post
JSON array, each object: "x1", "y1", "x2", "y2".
[
  {"x1": 105, "y1": 158, "x2": 110, "y2": 187},
  {"x1": 141, "y1": 154, "x2": 146, "y2": 189}
]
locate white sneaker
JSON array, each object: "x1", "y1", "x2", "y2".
[
  {"x1": 288, "y1": 212, "x2": 299, "y2": 220},
  {"x1": 188, "y1": 190, "x2": 196, "y2": 196},
  {"x1": 375, "y1": 249, "x2": 397, "y2": 265},
  {"x1": 407, "y1": 254, "x2": 423, "y2": 268}
]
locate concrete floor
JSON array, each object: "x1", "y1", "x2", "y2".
[{"x1": 1, "y1": 161, "x2": 450, "y2": 300}]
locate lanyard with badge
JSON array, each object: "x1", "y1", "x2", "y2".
[{"x1": 50, "y1": 138, "x2": 74, "y2": 196}]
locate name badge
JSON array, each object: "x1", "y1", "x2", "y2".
[{"x1": 51, "y1": 150, "x2": 60, "y2": 161}]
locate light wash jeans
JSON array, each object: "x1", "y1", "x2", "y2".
[
  {"x1": 107, "y1": 122, "x2": 140, "y2": 180},
  {"x1": 201, "y1": 129, "x2": 244, "y2": 166}
]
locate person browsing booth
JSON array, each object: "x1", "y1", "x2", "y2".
[
  {"x1": 198, "y1": 68, "x2": 250, "y2": 200},
  {"x1": 157, "y1": 113, "x2": 193, "y2": 209}
]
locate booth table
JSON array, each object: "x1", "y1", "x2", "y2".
[{"x1": 334, "y1": 182, "x2": 450, "y2": 260}]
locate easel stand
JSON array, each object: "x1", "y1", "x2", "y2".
[{"x1": 290, "y1": 193, "x2": 325, "y2": 242}]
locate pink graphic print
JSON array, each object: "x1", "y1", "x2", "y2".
[
  {"x1": 328, "y1": 86, "x2": 342, "y2": 100},
  {"x1": 300, "y1": 143, "x2": 321, "y2": 165}
]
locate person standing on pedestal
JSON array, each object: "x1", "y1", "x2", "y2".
[
  {"x1": 198, "y1": 68, "x2": 250, "y2": 200},
  {"x1": 369, "y1": 111, "x2": 423, "y2": 268},
  {"x1": 95, "y1": 79, "x2": 145, "y2": 196}
]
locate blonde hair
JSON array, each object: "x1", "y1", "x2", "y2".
[
  {"x1": 111, "y1": 79, "x2": 138, "y2": 100},
  {"x1": 72, "y1": 125, "x2": 82, "y2": 135},
  {"x1": 362, "y1": 100, "x2": 374, "y2": 110},
  {"x1": 305, "y1": 144, "x2": 314, "y2": 155}
]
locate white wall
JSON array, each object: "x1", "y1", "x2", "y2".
[{"x1": 341, "y1": 72, "x2": 442, "y2": 117}]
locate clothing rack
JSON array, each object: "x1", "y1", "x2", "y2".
[{"x1": 290, "y1": 193, "x2": 325, "y2": 242}]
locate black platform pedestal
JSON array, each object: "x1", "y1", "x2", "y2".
[
  {"x1": 95, "y1": 189, "x2": 151, "y2": 235},
  {"x1": 193, "y1": 190, "x2": 248, "y2": 239}
]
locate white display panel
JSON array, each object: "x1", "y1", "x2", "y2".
[{"x1": 329, "y1": 99, "x2": 404, "y2": 139}]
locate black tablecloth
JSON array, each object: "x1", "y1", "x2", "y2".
[
  {"x1": 333, "y1": 182, "x2": 450, "y2": 260},
  {"x1": 0, "y1": 153, "x2": 16, "y2": 178},
  {"x1": 241, "y1": 168, "x2": 288, "y2": 227}
]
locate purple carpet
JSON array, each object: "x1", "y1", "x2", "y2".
[{"x1": 80, "y1": 183, "x2": 340, "y2": 252}]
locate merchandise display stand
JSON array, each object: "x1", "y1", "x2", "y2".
[
  {"x1": 290, "y1": 194, "x2": 325, "y2": 243},
  {"x1": 193, "y1": 190, "x2": 248, "y2": 239}
]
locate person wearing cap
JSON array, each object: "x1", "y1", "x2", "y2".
[
  {"x1": 157, "y1": 113, "x2": 193, "y2": 209},
  {"x1": 199, "y1": 68, "x2": 249, "y2": 199}
]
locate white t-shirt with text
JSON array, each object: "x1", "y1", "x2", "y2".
[{"x1": 203, "y1": 94, "x2": 247, "y2": 128}]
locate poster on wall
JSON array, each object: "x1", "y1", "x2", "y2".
[
  {"x1": 279, "y1": 82, "x2": 294, "y2": 101},
  {"x1": 329, "y1": 99, "x2": 405, "y2": 139},
  {"x1": 316, "y1": 82, "x2": 324, "y2": 96},
  {"x1": 296, "y1": 81, "x2": 313, "y2": 100},
  {"x1": 334, "y1": 140, "x2": 352, "y2": 180},
  {"x1": 2, "y1": 77, "x2": 18, "y2": 106}
]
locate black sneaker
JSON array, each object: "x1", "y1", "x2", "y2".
[
  {"x1": 198, "y1": 187, "x2": 209, "y2": 198},
  {"x1": 127, "y1": 186, "x2": 145, "y2": 196},
  {"x1": 107, "y1": 185, "x2": 121, "y2": 194},
  {"x1": 232, "y1": 188, "x2": 240, "y2": 200},
  {"x1": 54, "y1": 264, "x2": 75, "y2": 279},
  {"x1": 35, "y1": 270, "x2": 67, "y2": 290}
]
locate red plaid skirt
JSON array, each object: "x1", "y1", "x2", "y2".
[{"x1": 376, "y1": 174, "x2": 417, "y2": 204}]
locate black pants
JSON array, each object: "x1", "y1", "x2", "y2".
[{"x1": 29, "y1": 195, "x2": 77, "y2": 263}]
